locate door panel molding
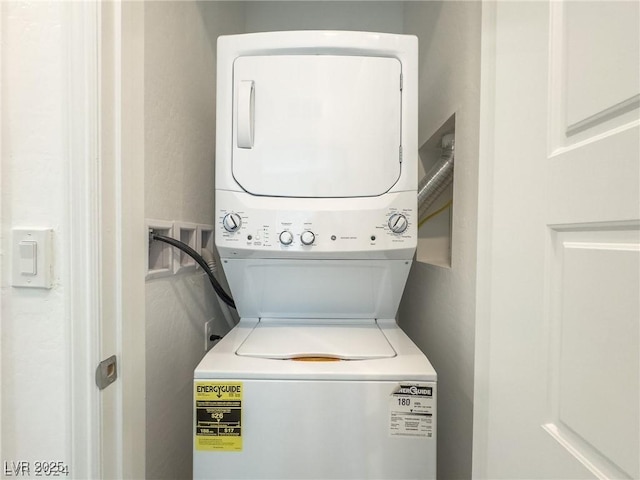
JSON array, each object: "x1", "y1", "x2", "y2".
[
  {"x1": 547, "y1": 126, "x2": 640, "y2": 225},
  {"x1": 563, "y1": 1, "x2": 640, "y2": 128},
  {"x1": 566, "y1": 94, "x2": 640, "y2": 137},
  {"x1": 548, "y1": 1, "x2": 640, "y2": 151},
  {"x1": 546, "y1": 225, "x2": 640, "y2": 479},
  {"x1": 542, "y1": 423, "x2": 629, "y2": 480}
]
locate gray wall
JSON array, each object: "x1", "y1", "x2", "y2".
[
  {"x1": 399, "y1": 2, "x2": 481, "y2": 479},
  {"x1": 144, "y1": 3, "x2": 244, "y2": 478},
  {"x1": 245, "y1": 1, "x2": 404, "y2": 33}
]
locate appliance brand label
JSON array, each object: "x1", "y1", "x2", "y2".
[
  {"x1": 389, "y1": 382, "x2": 436, "y2": 439},
  {"x1": 194, "y1": 381, "x2": 243, "y2": 451}
]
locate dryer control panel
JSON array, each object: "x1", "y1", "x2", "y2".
[{"x1": 215, "y1": 190, "x2": 416, "y2": 259}]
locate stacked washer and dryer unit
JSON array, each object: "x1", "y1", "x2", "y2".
[{"x1": 194, "y1": 31, "x2": 437, "y2": 480}]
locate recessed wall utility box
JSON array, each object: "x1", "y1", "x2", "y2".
[
  {"x1": 417, "y1": 115, "x2": 455, "y2": 267},
  {"x1": 198, "y1": 225, "x2": 214, "y2": 253},
  {"x1": 174, "y1": 222, "x2": 198, "y2": 274},
  {"x1": 12, "y1": 228, "x2": 54, "y2": 289},
  {"x1": 146, "y1": 219, "x2": 174, "y2": 279},
  {"x1": 197, "y1": 225, "x2": 214, "y2": 271}
]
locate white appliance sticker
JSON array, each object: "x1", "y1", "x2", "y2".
[{"x1": 389, "y1": 383, "x2": 436, "y2": 438}]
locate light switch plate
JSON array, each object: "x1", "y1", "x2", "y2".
[{"x1": 12, "y1": 228, "x2": 54, "y2": 289}]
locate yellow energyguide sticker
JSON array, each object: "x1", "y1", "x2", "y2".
[{"x1": 195, "y1": 382, "x2": 242, "y2": 451}]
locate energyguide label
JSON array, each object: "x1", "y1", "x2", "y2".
[
  {"x1": 195, "y1": 382, "x2": 243, "y2": 451},
  {"x1": 389, "y1": 383, "x2": 436, "y2": 438}
]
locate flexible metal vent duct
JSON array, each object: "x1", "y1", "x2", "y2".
[{"x1": 417, "y1": 134, "x2": 455, "y2": 223}]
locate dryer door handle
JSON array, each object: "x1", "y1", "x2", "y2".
[{"x1": 237, "y1": 80, "x2": 255, "y2": 149}]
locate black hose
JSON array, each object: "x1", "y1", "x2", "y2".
[{"x1": 150, "y1": 232, "x2": 236, "y2": 309}]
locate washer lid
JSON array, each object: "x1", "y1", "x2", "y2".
[
  {"x1": 235, "y1": 319, "x2": 397, "y2": 360},
  {"x1": 232, "y1": 55, "x2": 402, "y2": 198}
]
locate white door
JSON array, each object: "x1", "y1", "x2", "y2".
[{"x1": 474, "y1": 1, "x2": 639, "y2": 478}]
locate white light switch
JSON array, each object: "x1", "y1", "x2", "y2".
[
  {"x1": 12, "y1": 228, "x2": 53, "y2": 289},
  {"x1": 19, "y1": 241, "x2": 37, "y2": 275}
]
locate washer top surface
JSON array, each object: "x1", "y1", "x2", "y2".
[
  {"x1": 236, "y1": 319, "x2": 396, "y2": 360},
  {"x1": 195, "y1": 318, "x2": 436, "y2": 381}
]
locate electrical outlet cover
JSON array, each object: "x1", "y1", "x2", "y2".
[{"x1": 205, "y1": 319, "x2": 216, "y2": 351}]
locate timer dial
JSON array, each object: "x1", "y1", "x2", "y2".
[
  {"x1": 279, "y1": 230, "x2": 294, "y2": 246},
  {"x1": 300, "y1": 230, "x2": 315, "y2": 245},
  {"x1": 222, "y1": 213, "x2": 242, "y2": 232},
  {"x1": 388, "y1": 213, "x2": 408, "y2": 234}
]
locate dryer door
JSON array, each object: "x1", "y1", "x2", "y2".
[{"x1": 232, "y1": 55, "x2": 402, "y2": 198}]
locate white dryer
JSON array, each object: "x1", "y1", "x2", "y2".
[{"x1": 194, "y1": 31, "x2": 437, "y2": 479}]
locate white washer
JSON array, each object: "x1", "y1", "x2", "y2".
[
  {"x1": 194, "y1": 319, "x2": 436, "y2": 479},
  {"x1": 194, "y1": 31, "x2": 437, "y2": 479}
]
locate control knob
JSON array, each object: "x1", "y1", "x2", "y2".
[
  {"x1": 300, "y1": 230, "x2": 315, "y2": 246},
  {"x1": 388, "y1": 213, "x2": 408, "y2": 234},
  {"x1": 222, "y1": 213, "x2": 242, "y2": 232},
  {"x1": 279, "y1": 230, "x2": 294, "y2": 246}
]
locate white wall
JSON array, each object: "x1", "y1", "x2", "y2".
[
  {"x1": 399, "y1": 3, "x2": 481, "y2": 479},
  {"x1": 144, "y1": 2, "x2": 244, "y2": 479},
  {"x1": 1, "y1": 0, "x2": 71, "y2": 468}
]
